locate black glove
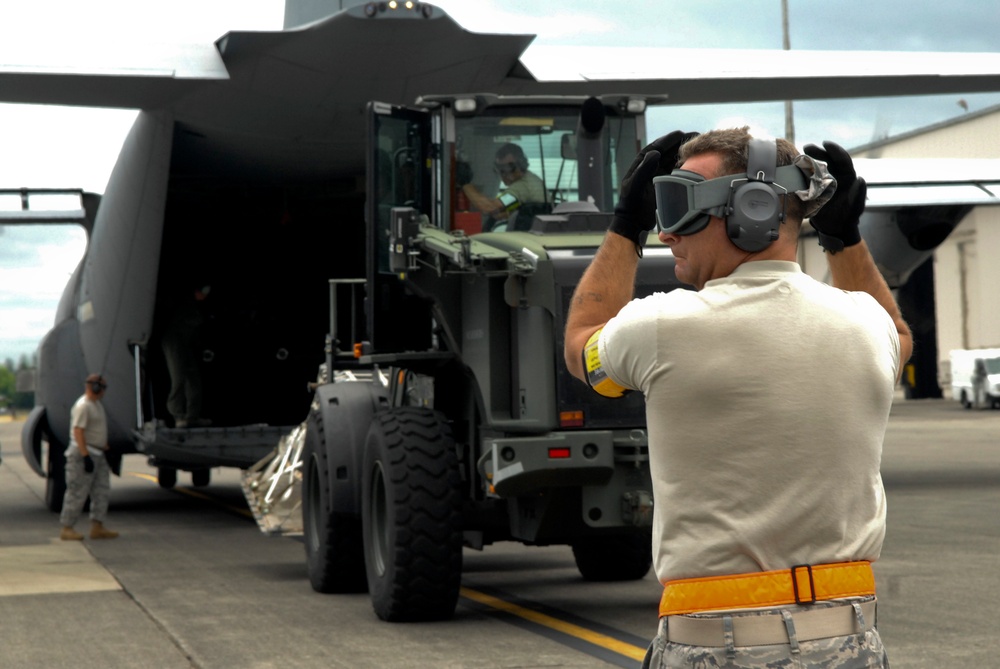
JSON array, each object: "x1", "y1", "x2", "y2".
[
  {"x1": 83, "y1": 455, "x2": 95, "y2": 474},
  {"x1": 456, "y1": 161, "x2": 473, "y2": 187},
  {"x1": 802, "y1": 141, "x2": 867, "y2": 254},
  {"x1": 609, "y1": 130, "x2": 698, "y2": 255}
]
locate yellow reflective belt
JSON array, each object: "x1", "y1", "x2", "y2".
[{"x1": 659, "y1": 561, "x2": 875, "y2": 617}]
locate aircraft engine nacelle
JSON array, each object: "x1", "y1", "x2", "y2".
[{"x1": 861, "y1": 205, "x2": 970, "y2": 288}]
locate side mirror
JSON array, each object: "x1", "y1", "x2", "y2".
[{"x1": 561, "y1": 134, "x2": 577, "y2": 161}]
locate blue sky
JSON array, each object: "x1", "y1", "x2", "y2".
[{"x1": 2, "y1": 0, "x2": 1000, "y2": 362}]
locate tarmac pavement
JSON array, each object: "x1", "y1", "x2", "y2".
[{"x1": 2, "y1": 400, "x2": 1000, "y2": 668}]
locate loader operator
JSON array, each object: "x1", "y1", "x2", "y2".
[
  {"x1": 564, "y1": 128, "x2": 912, "y2": 668},
  {"x1": 458, "y1": 142, "x2": 548, "y2": 228}
]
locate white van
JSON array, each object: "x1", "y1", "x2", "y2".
[{"x1": 949, "y1": 348, "x2": 1000, "y2": 409}]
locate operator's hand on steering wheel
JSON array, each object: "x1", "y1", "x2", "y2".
[
  {"x1": 802, "y1": 141, "x2": 867, "y2": 254},
  {"x1": 609, "y1": 130, "x2": 699, "y2": 254}
]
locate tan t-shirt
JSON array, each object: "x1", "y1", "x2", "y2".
[
  {"x1": 499, "y1": 170, "x2": 547, "y2": 206},
  {"x1": 600, "y1": 261, "x2": 900, "y2": 583},
  {"x1": 68, "y1": 395, "x2": 108, "y2": 453}
]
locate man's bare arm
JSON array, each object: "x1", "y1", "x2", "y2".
[
  {"x1": 564, "y1": 233, "x2": 640, "y2": 381},
  {"x1": 461, "y1": 184, "x2": 502, "y2": 216},
  {"x1": 826, "y1": 241, "x2": 914, "y2": 378},
  {"x1": 564, "y1": 131, "x2": 694, "y2": 381}
]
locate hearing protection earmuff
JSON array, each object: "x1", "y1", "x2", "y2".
[
  {"x1": 654, "y1": 138, "x2": 807, "y2": 252},
  {"x1": 90, "y1": 379, "x2": 106, "y2": 394},
  {"x1": 724, "y1": 138, "x2": 787, "y2": 253}
]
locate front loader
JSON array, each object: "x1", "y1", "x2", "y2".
[{"x1": 245, "y1": 94, "x2": 682, "y2": 621}]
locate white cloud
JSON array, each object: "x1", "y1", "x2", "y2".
[
  {"x1": 0, "y1": 263, "x2": 76, "y2": 301},
  {"x1": 0, "y1": 105, "x2": 137, "y2": 193},
  {"x1": 0, "y1": 226, "x2": 86, "y2": 361},
  {"x1": 0, "y1": 0, "x2": 282, "y2": 44},
  {"x1": 0, "y1": 306, "x2": 61, "y2": 342}
]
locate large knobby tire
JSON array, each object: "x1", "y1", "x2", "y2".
[
  {"x1": 303, "y1": 410, "x2": 367, "y2": 594},
  {"x1": 572, "y1": 532, "x2": 653, "y2": 582},
  {"x1": 362, "y1": 407, "x2": 463, "y2": 622}
]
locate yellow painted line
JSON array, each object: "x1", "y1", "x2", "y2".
[
  {"x1": 460, "y1": 586, "x2": 646, "y2": 662},
  {"x1": 127, "y1": 472, "x2": 254, "y2": 519}
]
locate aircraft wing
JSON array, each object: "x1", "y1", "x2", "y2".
[
  {"x1": 0, "y1": 6, "x2": 531, "y2": 113},
  {"x1": 855, "y1": 159, "x2": 1000, "y2": 209},
  {"x1": 510, "y1": 46, "x2": 1000, "y2": 102},
  {"x1": 809, "y1": 158, "x2": 1000, "y2": 287},
  {"x1": 5, "y1": 5, "x2": 1000, "y2": 112},
  {"x1": 0, "y1": 40, "x2": 229, "y2": 109},
  {"x1": 6, "y1": 3, "x2": 1000, "y2": 182}
]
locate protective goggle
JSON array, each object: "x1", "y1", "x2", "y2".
[{"x1": 653, "y1": 164, "x2": 807, "y2": 236}]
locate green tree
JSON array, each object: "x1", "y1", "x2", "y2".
[
  {"x1": 1, "y1": 357, "x2": 37, "y2": 413},
  {"x1": 0, "y1": 364, "x2": 15, "y2": 413}
]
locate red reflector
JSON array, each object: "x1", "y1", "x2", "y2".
[
  {"x1": 559, "y1": 410, "x2": 584, "y2": 427},
  {"x1": 548, "y1": 447, "x2": 571, "y2": 459}
]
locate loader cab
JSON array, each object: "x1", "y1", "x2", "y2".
[
  {"x1": 363, "y1": 96, "x2": 646, "y2": 355},
  {"x1": 443, "y1": 96, "x2": 643, "y2": 234},
  {"x1": 367, "y1": 95, "x2": 645, "y2": 243}
]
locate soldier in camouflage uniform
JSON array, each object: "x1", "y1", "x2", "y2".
[
  {"x1": 59, "y1": 373, "x2": 119, "y2": 541},
  {"x1": 566, "y1": 129, "x2": 910, "y2": 668}
]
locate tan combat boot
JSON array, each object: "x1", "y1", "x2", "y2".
[
  {"x1": 60, "y1": 526, "x2": 84, "y2": 541},
  {"x1": 90, "y1": 521, "x2": 119, "y2": 540}
]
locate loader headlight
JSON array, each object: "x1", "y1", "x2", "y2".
[
  {"x1": 626, "y1": 98, "x2": 646, "y2": 114},
  {"x1": 454, "y1": 98, "x2": 477, "y2": 114}
]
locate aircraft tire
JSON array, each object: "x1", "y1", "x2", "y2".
[
  {"x1": 362, "y1": 407, "x2": 462, "y2": 622},
  {"x1": 191, "y1": 468, "x2": 210, "y2": 487},
  {"x1": 572, "y1": 532, "x2": 652, "y2": 582},
  {"x1": 303, "y1": 405, "x2": 367, "y2": 594},
  {"x1": 157, "y1": 467, "x2": 177, "y2": 489},
  {"x1": 44, "y1": 436, "x2": 67, "y2": 513}
]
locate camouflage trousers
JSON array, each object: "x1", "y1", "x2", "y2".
[
  {"x1": 59, "y1": 449, "x2": 112, "y2": 526},
  {"x1": 641, "y1": 598, "x2": 889, "y2": 668}
]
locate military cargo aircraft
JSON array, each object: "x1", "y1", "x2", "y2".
[{"x1": 4, "y1": 0, "x2": 1000, "y2": 513}]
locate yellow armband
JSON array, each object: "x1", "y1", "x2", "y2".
[
  {"x1": 583, "y1": 329, "x2": 629, "y2": 398},
  {"x1": 497, "y1": 191, "x2": 520, "y2": 215}
]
